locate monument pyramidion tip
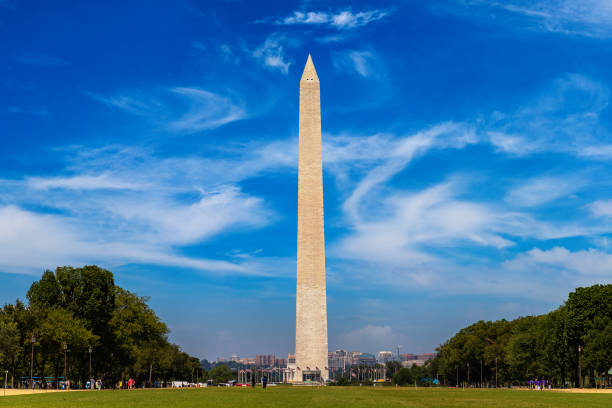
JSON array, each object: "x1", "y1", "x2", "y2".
[{"x1": 300, "y1": 54, "x2": 319, "y2": 83}]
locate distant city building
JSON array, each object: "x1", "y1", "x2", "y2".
[
  {"x1": 400, "y1": 353, "x2": 416, "y2": 361},
  {"x1": 348, "y1": 351, "x2": 361, "y2": 365},
  {"x1": 228, "y1": 350, "x2": 434, "y2": 375},
  {"x1": 239, "y1": 358, "x2": 255, "y2": 365},
  {"x1": 354, "y1": 353, "x2": 377, "y2": 367},
  {"x1": 402, "y1": 360, "x2": 426, "y2": 367},
  {"x1": 401, "y1": 353, "x2": 435, "y2": 368},
  {"x1": 418, "y1": 353, "x2": 436, "y2": 361},
  {"x1": 255, "y1": 354, "x2": 275, "y2": 367},
  {"x1": 328, "y1": 350, "x2": 349, "y2": 373},
  {"x1": 377, "y1": 351, "x2": 394, "y2": 363},
  {"x1": 284, "y1": 353, "x2": 297, "y2": 383}
]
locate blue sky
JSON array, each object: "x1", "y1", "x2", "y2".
[{"x1": 2, "y1": 0, "x2": 612, "y2": 360}]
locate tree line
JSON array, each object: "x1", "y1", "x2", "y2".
[
  {"x1": 3, "y1": 267, "x2": 609, "y2": 389},
  {"x1": 388, "y1": 284, "x2": 612, "y2": 387},
  {"x1": 0, "y1": 266, "x2": 201, "y2": 388}
]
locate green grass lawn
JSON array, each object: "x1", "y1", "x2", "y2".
[{"x1": 2, "y1": 387, "x2": 612, "y2": 408}]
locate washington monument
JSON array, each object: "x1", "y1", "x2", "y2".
[{"x1": 294, "y1": 54, "x2": 329, "y2": 383}]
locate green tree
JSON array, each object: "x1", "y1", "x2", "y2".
[
  {"x1": 566, "y1": 284, "x2": 612, "y2": 385},
  {"x1": 34, "y1": 307, "x2": 98, "y2": 383},
  {"x1": 0, "y1": 314, "x2": 20, "y2": 386},
  {"x1": 0, "y1": 315, "x2": 20, "y2": 358},
  {"x1": 582, "y1": 316, "x2": 612, "y2": 378},
  {"x1": 393, "y1": 368, "x2": 413, "y2": 385},
  {"x1": 27, "y1": 266, "x2": 116, "y2": 379},
  {"x1": 2, "y1": 300, "x2": 35, "y2": 387},
  {"x1": 436, "y1": 318, "x2": 519, "y2": 386},
  {"x1": 2, "y1": 266, "x2": 202, "y2": 388},
  {"x1": 110, "y1": 288, "x2": 168, "y2": 385},
  {"x1": 385, "y1": 360, "x2": 400, "y2": 378},
  {"x1": 28, "y1": 266, "x2": 115, "y2": 332},
  {"x1": 26, "y1": 270, "x2": 61, "y2": 307},
  {"x1": 539, "y1": 307, "x2": 571, "y2": 385},
  {"x1": 504, "y1": 316, "x2": 544, "y2": 381},
  {"x1": 209, "y1": 364, "x2": 235, "y2": 383}
]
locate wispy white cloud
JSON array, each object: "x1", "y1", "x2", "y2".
[
  {"x1": 258, "y1": 70, "x2": 612, "y2": 299},
  {"x1": 252, "y1": 34, "x2": 292, "y2": 74},
  {"x1": 325, "y1": 73, "x2": 612, "y2": 294},
  {"x1": 168, "y1": 87, "x2": 246, "y2": 132},
  {"x1": 54, "y1": 142, "x2": 294, "y2": 192},
  {"x1": 504, "y1": 246, "x2": 612, "y2": 276},
  {"x1": 486, "y1": 132, "x2": 536, "y2": 155},
  {"x1": 504, "y1": 175, "x2": 586, "y2": 207},
  {"x1": 580, "y1": 144, "x2": 612, "y2": 159},
  {"x1": 27, "y1": 173, "x2": 142, "y2": 190},
  {"x1": 440, "y1": 0, "x2": 612, "y2": 38},
  {"x1": 331, "y1": 10, "x2": 390, "y2": 29},
  {"x1": 274, "y1": 9, "x2": 391, "y2": 30},
  {"x1": 332, "y1": 166, "x2": 609, "y2": 292},
  {"x1": 14, "y1": 52, "x2": 70, "y2": 66},
  {"x1": 3, "y1": 127, "x2": 494, "y2": 278},
  {"x1": 316, "y1": 34, "x2": 351, "y2": 44},
  {"x1": 486, "y1": 74, "x2": 612, "y2": 158},
  {"x1": 335, "y1": 178, "x2": 514, "y2": 267},
  {"x1": 83, "y1": 91, "x2": 153, "y2": 115},
  {"x1": 342, "y1": 122, "x2": 477, "y2": 221},
  {"x1": 84, "y1": 87, "x2": 246, "y2": 132},
  {"x1": 280, "y1": 11, "x2": 328, "y2": 25},
  {"x1": 332, "y1": 50, "x2": 385, "y2": 78},
  {"x1": 0, "y1": 145, "x2": 277, "y2": 276},
  {"x1": 588, "y1": 199, "x2": 612, "y2": 218},
  {"x1": 219, "y1": 43, "x2": 234, "y2": 63},
  {"x1": 8, "y1": 64, "x2": 612, "y2": 302},
  {"x1": 0, "y1": 204, "x2": 250, "y2": 276}
]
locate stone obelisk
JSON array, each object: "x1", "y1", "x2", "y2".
[{"x1": 295, "y1": 54, "x2": 328, "y2": 383}]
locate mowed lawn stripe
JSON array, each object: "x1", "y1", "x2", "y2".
[{"x1": 2, "y1": 387, "x2": 612, "y2": 408}]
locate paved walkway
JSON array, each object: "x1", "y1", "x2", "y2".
[
  {"x1": 0, "y1": 389, "x2": 71, "y2": 397},
  {"x1": 550, "y1": 388, "x2": 612, "y2": 394}
]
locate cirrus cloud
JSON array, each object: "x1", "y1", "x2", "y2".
[{"x1": 273, "y1": 8, "x2": 391, "y2": 30}]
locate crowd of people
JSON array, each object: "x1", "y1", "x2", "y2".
[
  {"x1": 85, "y1": 378, "x2": 104, "y2": 390},
  {"x1": 527, "y1": 380, "x2": 551, "y2": 391},
  {"x1": 16, "y1": 376, "x2": 155, "y2": 390}
]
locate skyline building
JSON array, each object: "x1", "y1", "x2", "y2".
[{"x1": 255, "y1": 354, "x2": 276, "y2": 367}]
